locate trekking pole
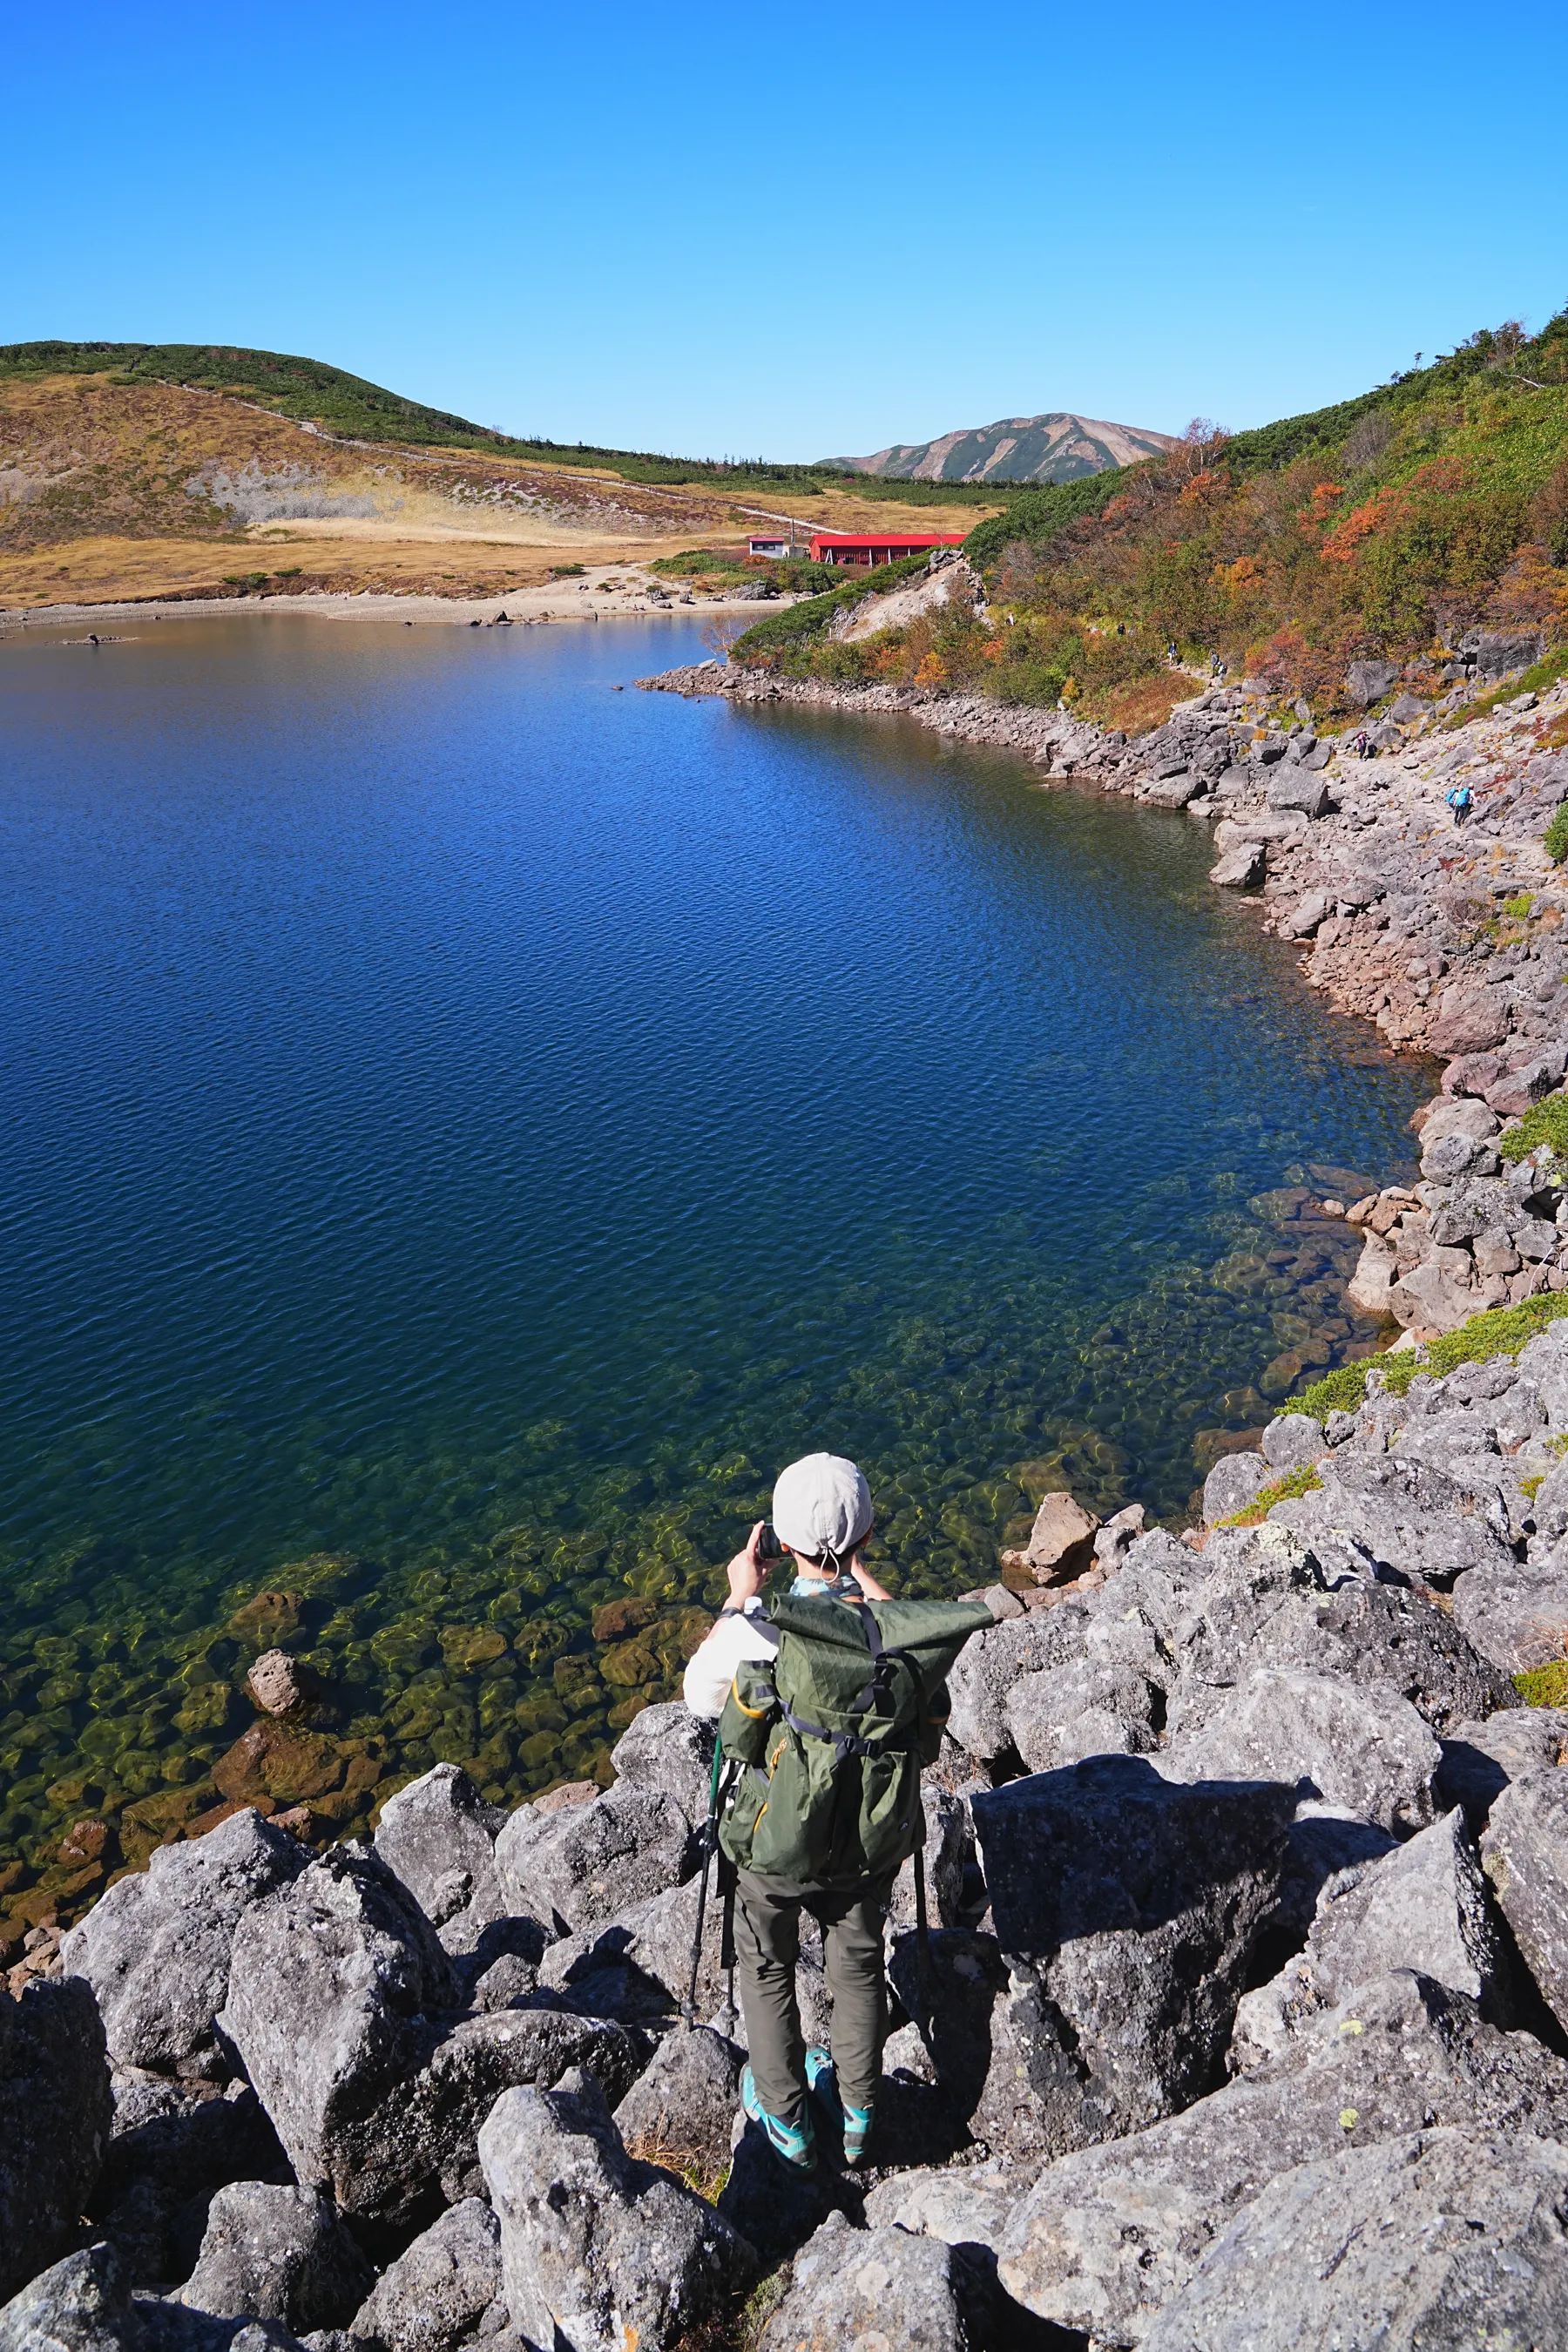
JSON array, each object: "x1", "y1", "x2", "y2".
[{"x1": 681, "y1": 1740, "x2": 726, "y2": 2027}]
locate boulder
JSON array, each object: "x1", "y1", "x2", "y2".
[
  {"x1": 0, "y1": 2244, "x2": 136, "y2": 2352},
  {"x1": 997, "y1": 1970, "x2": 1568, "y2": 2346},
  {"x1": 1260, "y1": 1415, "x2": 1323, "y2": 1471},
  {"x1": 0, "y1": 1977, "x2": 113, "y2": 2303},
  {"x1": 1209, "y1": 841, "x2": 1266, "y2": 889},
  {"x1": 1093, "y1": 1501, "x2": 1147, "y2": 1569},
  {"x1": 945, "y1": 1612, "x2": 1087, "y2": 1762},
  {"x1": 1436, "y1": 1707, "x2": 1568, "y2": 1830},
  {"x1": 179, "y1": 2184, "x2": 373, "y2": 2334},
  {"x1": 756, "y1": 2213, "x2": 971, "y2": 2352},
  {"x1": 1452, "y1": 1558, "x2": 1568, "y2": 1673},
  {"x1": 1430, "y1": 981, "x2": 1512, "y2": 1059},
  {"x1": 1266, "y1": 773, "x2": 1330, "y2": 818},
  {"x1": 245, "y1": 1652, "x2": 314, "y2": 1717},
  {"x1": 612, "y1": 2027, "x2": 744, "y2": 2180},
  {"x1": 1481, "y1": 1766, "x2": 1568, "y2": 2032},
  {"x1": 1231, "y1": 1808, "x2": 1509, "y2": 2070},
  {"x1": 494, "y1": 1785, "x2": 693, "y2": 1935},
  {"x1": 537, "y1": 1874, "x2": 727, "y2": 2023},
  {"x1": 1345, "y1": 1234, "x2": 1397, "y2": 1315},
  {"x1": 1345, "y1": 658, "x2": 1399, "y2": 706},
  {"x1": 608, "y1": 1703, "x2": 715, "y2": 1827},
  {"x1": 478, "y1": 2072, "x2": 754, "y2": 2352},
  {"x1": 1004, "y1": 1657, "x2": 1162, "y2": 1770},
  {"x1": 1267, "y1": 1451, "x2": 1515, "y2": 1593},
  {"x1": 1023, "y1": 1490, "x2": 1099, "y2": 1582},
  {"x1": 1201, "y1": 1451, "x2": 1270, "y2": 1527},
  {"x1": 372, "y1": 1764, "x2": 510, "y2": 1953},
  {"x1": 346, "y1": 2199, "x2": 499, "y2": 2352},
  {"x1": 1142, "y1": 2126, "x2": 1568, "y2": 2351},
  {"x1": 1281, "y1": 888, "x2": 1330, "y2": 938},
  {"x1": 90, "y1": 2078, "x2": 289, "y2": 2289},
  {"x1": 963, "y1": 1759, "x2": 1291, "y2": 2158},
  {"x1": 220, "y1": 1844, "x2": 639, "y2": 2223},
  {"x1": 61, "y1": 1808, "x2": 307, "y2": 2079},
  {"x1": 1159, "y1": 1667, "x2": 1441, "y2": 1836}
]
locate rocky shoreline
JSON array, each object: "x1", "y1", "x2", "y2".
[{"x1": 10, "y1": 646, "x2": 1568, "y2": 2348}]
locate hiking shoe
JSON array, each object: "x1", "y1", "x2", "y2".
[
  {"x1": 804, "y1": 2046, "x2": 875, "y2": 2168},
  {"x1": 740, "y1": 2063, "x2": 816, "y2": 2173}
]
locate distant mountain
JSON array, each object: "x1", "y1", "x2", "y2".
[{"x1": 832, "y1": 412, "x2": 1181, "y2": 485}]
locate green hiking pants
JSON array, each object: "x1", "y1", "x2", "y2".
[{"x1": 733, "y1": 1867, "x2": 895, "y2": 2126}]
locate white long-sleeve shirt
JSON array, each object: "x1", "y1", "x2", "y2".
[{"x1": 681, "y1": 1599, "x2": 780, "y2": 1720}]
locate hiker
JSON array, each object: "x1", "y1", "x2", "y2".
[
  {"x1": 1447, "y1": 783, "x2": 1473, "y2": 827},
  {"x1": 1355, "y1": 729, "x2": 1371, "y2": 760},
  {"x1": 682, "y1": 1451, "x2": 1002, "y2": 2175}
]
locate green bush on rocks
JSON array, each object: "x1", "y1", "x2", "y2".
[{"x1": 1288, "y1": 1293, "x2": 1568, "y2": 1421}]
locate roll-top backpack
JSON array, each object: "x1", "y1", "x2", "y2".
[{"x1": 715, "y1": 1592, "x2": 992, "y2": 1886}]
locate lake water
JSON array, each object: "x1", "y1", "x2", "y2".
[{"x1": 0, "y1": 614, "x2": 1432, "y2": 1890}]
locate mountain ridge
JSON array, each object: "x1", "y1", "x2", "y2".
[{"x1": 833, "y1": 410, "x2": 1180, "y2": 484}]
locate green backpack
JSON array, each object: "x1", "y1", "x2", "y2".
[{"x1": 715, "y1": 1593, "x2": 992, "y2": 1886}]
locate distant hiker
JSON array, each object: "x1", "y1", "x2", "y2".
[
  {"x1": 88, "y1": 632, "x2": 99, "y2": 646},
  {"x1": 1355, "y1": 729, "x2": 1371, "y2": 760},
  {"x1": 683, "y1": 1452, "x2": 1003, "y2": 2175},
  {"x1": 1447, "y1": 784, "x2": 1473, "y2": 827}
]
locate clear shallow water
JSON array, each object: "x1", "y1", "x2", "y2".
[{"x1": 0, "y1": 616, "x2": 1431, "y2": 1888}]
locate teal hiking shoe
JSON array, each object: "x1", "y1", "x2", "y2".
[
  {"x1": 740, "y1": 2063, "x2": 816, "y2": 2174},
  {"x1": 804, "y1": 2046, "x2": 875, "y2": 2168}
]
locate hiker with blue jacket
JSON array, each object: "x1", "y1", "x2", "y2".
[{"x1": 682, "y1": 1452, "x2": 1002, "y2": 2174}]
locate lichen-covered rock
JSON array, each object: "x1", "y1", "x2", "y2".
[
  {"x1": 757, "y1": 2213, "x2": 972, "y2": 2352},
  {"x1": 608, "y1": 1704, "x2": 714, "y2": 1827},
  {"x1": 1482, "y1": 1765, "x2": 1568, "y2": 2034},
  {"x1": 1452, "y1": 1558, "x2": 1568, "y2": 1674},
  {"x1": 478, "y1": 2072, "x2": 754, "y2": 2352},
  {"x1": 179, "y1": 2184, "x2": 373, "y2": 2334},
  {"x1": 1142, "y1": 2126, "x2": 1568, "y2": 2351},
  {"x1": 612, "y1": 2026, "x2": 743, "y2": 2178},
  {"x1": 372, "y1": 1764, "x2": 510, "y2": 1954},
  {"x1": 1004, "y1": 1657, "x2": 1162, "y2": 1771},
  {"x1": 1436, "y1": 1706, "x2": 1568, "y2": 1830},
  {"x1": 220, "y1": 1844, "x2": 639, "y2": 2223},
  {"x1": 61, "y1": 1808, "x2": 307, "y2": 2078},
  {"x1": 90, "y1": 2078, "x2": 289, "y2": 2288},
  {"x1": 0, "y1": 2244, "x2": 136, "y2": 2352},
  {"x1": 997, "y1": 1970, "x2": 1568, "y2": 2346},
  {"x1": 1231, "y1": 1809, "x2": 1509, "y2": 2070},
  {"x1": 494, "y1": 1785, "x2": 693, "y2": 1934},
  {"x1": 1267, "y1": 1451, "x2": 1514, "y2": 1590},
  {"x1": 1201, "y1": 1451, "x2": 1270, "y2": 1527},
  {"x1": 955, "y1": 1759, "x2": 1290, "y2": 2159},
  {"x1": 0, "y1": 1977, "x2": 113, "y2": 2304},
  {"x1": 1160, "y1": 1666, "x2": 1440, "y2": 1835},
  {"x1": 347, "y1": 2199, "x2": 499, "y2": 2352}
]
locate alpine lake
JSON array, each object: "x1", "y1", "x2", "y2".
[{"x1": 0, "y1": 613, "x2": 1434, "y2": 1921}]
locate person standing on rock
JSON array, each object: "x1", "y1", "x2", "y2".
[{"x1": 682, "y1": 1451, "x2": 997, "y2": 2177}]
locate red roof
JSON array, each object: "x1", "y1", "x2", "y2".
[{"x1": 810, "y1": 531, "x2": 966, "y2": 549}]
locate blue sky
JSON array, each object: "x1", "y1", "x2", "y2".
[{"x1": 9, "y1": 0, "x2": 1566, "y2": 462}]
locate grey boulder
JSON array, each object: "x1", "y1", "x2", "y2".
[
  {"x1": 1202, "y1": 1451, "x2": 1270, "y2": 1527},
  {"x1": 372, "y1": 1765, "x2": 509, "y2": 1952},
  {"x1": 1452, "y1": 1558, "x2": 1568, "y2": 1673},
  {"x1": 61, "y1": 1808, "x2": 307, "y2": 2078},
  {"x1": 90, "y1": 2077, "x2": 289, "y2": 2289},
  {"x1": 494, "y1": 1785, "x2": 693, "y2": 1934},
  {"x1": 997, "y1": 1969, "x2": 1568, "y2": 2346},
  {"x1": 1159, "y1": 1666, "x2": 1440, "y2": 1835},
  {"x1": 180, "y1": 2185, "x2": 372, "y2": 2334},
  {"x1": 0, "y1": 2244, "x2": 134, "y2": 2352},
  {"x1": 1436, "y1": 1707, "x2": 1568, "y2": 1829},
  {"x1": 608, "y1": 1703, "x2": 714, "y2": 1827},
  {"x1": 0, "y1": 1977, "x2": 113, "y2": 2303},
  {"x1": 962, "y1": 1759, "x2": 1290, "y2": 2158},
  {"x1": 1482, "y1": 1764, "x2": 1568, "y2": 2033},
  {"x1": 1231, "y1": 1808, "x2": 1509, "y2": 2069},
  {"x1": 346, "y1": 2199, "x2": 499, "y2": 2352},
  {"x1": 612, "y1": 2026, "x2": 744, "y2": 2178},
  {"x1": 478, "y1": 2071, "x2": 754, "y2": 2352},
  {"x1": 1143, "y1": 2126, "x2": 1568, "y2": 2351},
  {"x1": 1004, "y1": 1656, "x2": 1162, "y2": 1769},
  {"x1": 220, "y1": 1844, "x2": 639, "y2": 2223},
  {"x1": 1267, "y1": 1451, "x2": 1515, "y2": 1592},
  {"x1": 757, "y1": 2213, "x2": 972, "y2": 2352},
  {"x1": 1346, "y1": 658, "x2": 1399, "y2": 705}
]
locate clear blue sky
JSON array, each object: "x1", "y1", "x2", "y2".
[{"x1": 9, "y1": 0, "x2": 1566, "y2": 463}]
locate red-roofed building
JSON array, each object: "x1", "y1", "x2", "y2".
[{"x1": 809, "y1": 531, "x2": 967, "y2": 568}]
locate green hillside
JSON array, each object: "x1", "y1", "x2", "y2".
[
  {"x1": 739, "y1": 314, "x2": 1568, "y2": 725},
  {"x1": 0, "y1": 341, "x2": 995, "y2": 502}
]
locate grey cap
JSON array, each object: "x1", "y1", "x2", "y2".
[{"x1": 773, "y1": 1452, "x2": 873, "y2": 1562}]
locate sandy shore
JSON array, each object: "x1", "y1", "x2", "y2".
[{"x1": 0, "y1": 559, "x2": 801, "y2": 633}]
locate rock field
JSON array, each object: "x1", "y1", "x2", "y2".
[{"x1": 10, "y1": 645, "x2": 1568, "y2": 2347}]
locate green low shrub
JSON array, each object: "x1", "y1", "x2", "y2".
[
  {"x1": 1498, "y1": 1090, "x2": 1568, "y2": 1162},
  {"x1": 1515, "y1": 1659, "x2": 1568, "y2": 1707},
  {"x1": 1502, "y1": 891, "x2": 1536, "y2": 919},
  {"x1": 1288, "y1": 1291, "x2": 1568, "y2": 1420},
  {"x1": 1218, "y1": 1463, "x2": 1323, "y2": 1527},
  {"x1": 1544, "y1": 806, "x2": 1568, "y2": 865}
]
